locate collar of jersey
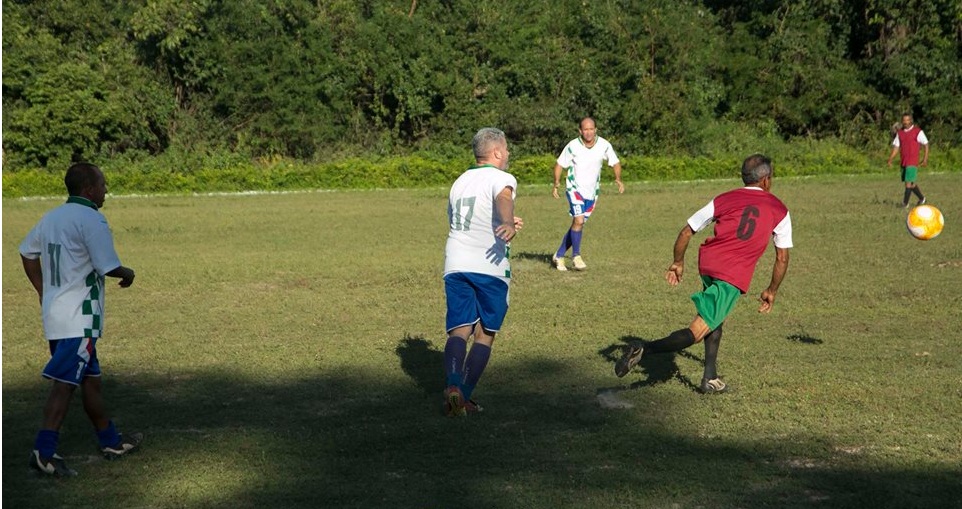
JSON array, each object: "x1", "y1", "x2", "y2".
[
  {"x1": 469, "y1": 164, "x2": 500, "y2": 170},
  {"x1": 67, "y1": 196, "x2": 99, "y2": 210}
]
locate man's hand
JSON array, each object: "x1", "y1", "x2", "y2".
[
  {"x1": 552, "y1": 184, "x2": 560, "y2": 199},
  {"x1": 616, "y1": 180, "x2": 625, "y2": 194},
  {"x1": 758, "y1": 288, "x2": 776, "y2": 313},
  {"x1": 495, "y1": 224, "x2": 517, "y2": 242},
  {"x1": 118, "y1": 270, "x2": 135, "y2": 288},
  {"x1": 665, "y1": 261, "x2": 684, "y2": 287},
  {"x1": 107, "y1": 266, "x2": 136, "y2": 288},
  {"x1": 513, "y1": 216, "x2": 524, "y2": 231}
]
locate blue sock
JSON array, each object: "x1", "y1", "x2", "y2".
[
  {"x1": 444, "y1": 336, "x2": 467, "y2": 387},
  {"x1": 34, "y1": 429, "x2": 59, "y2": 458},
  {"x1": 556, "y1": 229, "x2": 572, "y2": 258},
  {"x1": 460, "y1": 343, "x2": 492, "y2": 400},
  {"x1": 571, "y1": 229, "x2": 583, "y2": 256},
  {"x1": 96, "y1": 420, "x2": 121, "y2": 448}
]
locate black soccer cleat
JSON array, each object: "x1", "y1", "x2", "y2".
[
  {"x1": 101, "y1": 432, "x2": 144, "y2": 460},
  {"x1": 29, "y1": 450, "x2": 78, "y2": 477},
  {"x1": 614, "y1": 344, "x2": 645, "y2": 378}
]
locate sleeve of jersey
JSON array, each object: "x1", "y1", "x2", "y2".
[
  {"x1": 86, "y1": 217, "x2": 123, "y2": 275},
  {"x1": 892, "y1": 136, "x2": 900, "y2": 148},
  {"x1": 19, "y1": 225, "x2": 42, "y2": 259},
  {"x1": 686, "y1": 200, "x2": 715, "y2": 233},
  {"x1": 918, "y1": 131, "x2": 929, "y2": 145},
  {"x1": 772, "y1": 211, "x2": 793, "y2": 249},
  {"x1": 605, "y1": 141, "x2": 620, "y2": 166},
  {"x1": 556, "y1": 144, "x2": 573, "y2": 168},
  {"x1": 494, "y1": 174, "x2": 518, "y2": 200}
]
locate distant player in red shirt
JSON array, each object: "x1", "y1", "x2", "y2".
[
  {"x1": 887, "y1": 114, "x2": 929, "y2": 208},
  {"x1": 615, "y1": 154, "x2": 793, "y2": 393}
]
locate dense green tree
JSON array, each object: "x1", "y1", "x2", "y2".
[
  {"x1": 3, "y1": 1, "x2": 174, "y2": 168},
  {"x1": 3, "y1": 0, "x2": 960, "y2": 169}
]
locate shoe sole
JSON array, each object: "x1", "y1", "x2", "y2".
[
  {"x1": 444, "y1": 389, "x2": 466, "y2": 417},
  {"x1": 102, "y1": 446, "x2": 140, "y2": 460},
  {"x1": 614, "y1": 346, "x2": 644, "y2": 377},
  {"x1": 699, "y1": 380, "x2": 728, "y2": 394}
]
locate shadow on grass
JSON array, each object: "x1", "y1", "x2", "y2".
[
  {"x1": 598, "y1": 337, "x2": 700, "y2": 393},
  {"x1": 512, "y1": 251, "x2": 554, "y2": 266},
  {"x1": 786, "y1": 333, "x2": 825, "y2": 345},
  {"x1": 396, "y1": 334, "x2": 443, "y2": 397},
  {"x1": 4, "y1": 340, "x2": 960, "y2": 509}
]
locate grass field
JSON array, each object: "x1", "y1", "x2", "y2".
[{"x1": 3, "y1": 172, "x2": 961, "y2": 508}]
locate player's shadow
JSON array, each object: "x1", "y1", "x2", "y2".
[
  {"x1": 598, "y1": 336, "x2": 700, "y2": 393},
  {"x1": 785, "y1": 332, "x2": 824, "y2": 345},
  {"x1": 513, "y1": 251, "x2": 554, "y2": 265},
  {"x1": 395, "y1": 334, "x2": 444, "y2": 396}
]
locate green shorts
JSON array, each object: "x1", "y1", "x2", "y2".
[
  {"x1": 901, "y1": 166, "x2": 918, "y2": 183},
  {"x1": 690, "y1": 275, "x2": 742, "y2": 331}
]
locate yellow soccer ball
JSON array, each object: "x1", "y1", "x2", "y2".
[{"x1": 906, "y1": 204, "x2": 945, "y2": 240}]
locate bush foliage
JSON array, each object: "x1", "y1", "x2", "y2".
[{"x1": 5, "y1": 147, "x2": 959, "y2": 198}]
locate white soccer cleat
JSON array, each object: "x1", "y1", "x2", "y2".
[
  {"x1": 572, "y1": 255, "x2": 587, "y2": 270},
  {"x1": 552, "y1": 255, "x2": 568, "y2": 271}
]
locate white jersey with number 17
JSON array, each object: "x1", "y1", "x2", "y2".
[{"x1": 444, "y1": 164, "x2": 517, "y2": 283}]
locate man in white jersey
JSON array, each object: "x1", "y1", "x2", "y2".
[
  {"x1": 442, "y1": 127, "x2": 523, "y2": 417},
  {"x1": 20, "y1": 162, "x2": 143, "y2": 477},
  {"x1": 551, "y1": 117, "x2": 623, "y2": 271}
]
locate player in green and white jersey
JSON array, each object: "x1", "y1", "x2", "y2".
[
  {"x1": 551, "y1": 117, "x2": 623, "y2": 271},
  {"x1": 19, "y1": 162, "x2": 142, "y2": 477},
  {"x1": 442, "y1": 127, "x2": 523, "y2": 417}
]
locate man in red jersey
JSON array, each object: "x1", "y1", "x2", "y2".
[
  {"x1": 887, "y1": 114, "x2": 929, "y2": 208},
  {"x1": 615, "y1": 154, "x2": 792, "y2": 393}
]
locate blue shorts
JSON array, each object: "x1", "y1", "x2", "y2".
[
  {"x1": 566, "y1": 189, "x2": 596, "y2": 219},
  {"x1": 444, "y1": 272, "x2": 510, "y2": 334},
  {"x1": 43, "y1": 337, "x2": 102, "y2": 386}
]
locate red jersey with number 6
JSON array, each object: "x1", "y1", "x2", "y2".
[{"x1": 688, "y1": 187, "x2": 792, "y2": 293}]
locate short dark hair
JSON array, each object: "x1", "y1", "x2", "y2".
[
  {"x1": 64, "y1": 162, "x2": 101, "y2": 196},
  {"x1": 741, "y1": 154, "x2": 773, "y2": 185}
]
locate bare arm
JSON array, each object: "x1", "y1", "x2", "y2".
[
  {"x1": 22, "y1": 255, "x2": 43, "y2": 303},
  {"x1": 887, "y1": 146, "x2": 899, "y2": 166},
  {"x1": 552, "y1": 164, "x2": 564, "y2": 198},
  {"x1": 759, "y1": 247, "x2": 790, "y2": 313},
  {"x1": 494, "y1": 187, "x2": 518, "y2": 242},
  {"x1": 666, "y1": 225, "x2": 696, "y2": 286},
  {"x1": 921, "y1": 143, "x2": 929, "y2": 166},
  {"x1": 612, "y1": 162, "x2": 624, "y2": 194},
  {"x1": 106, "y1": 265, "x2": 136, "y2": 288}
]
